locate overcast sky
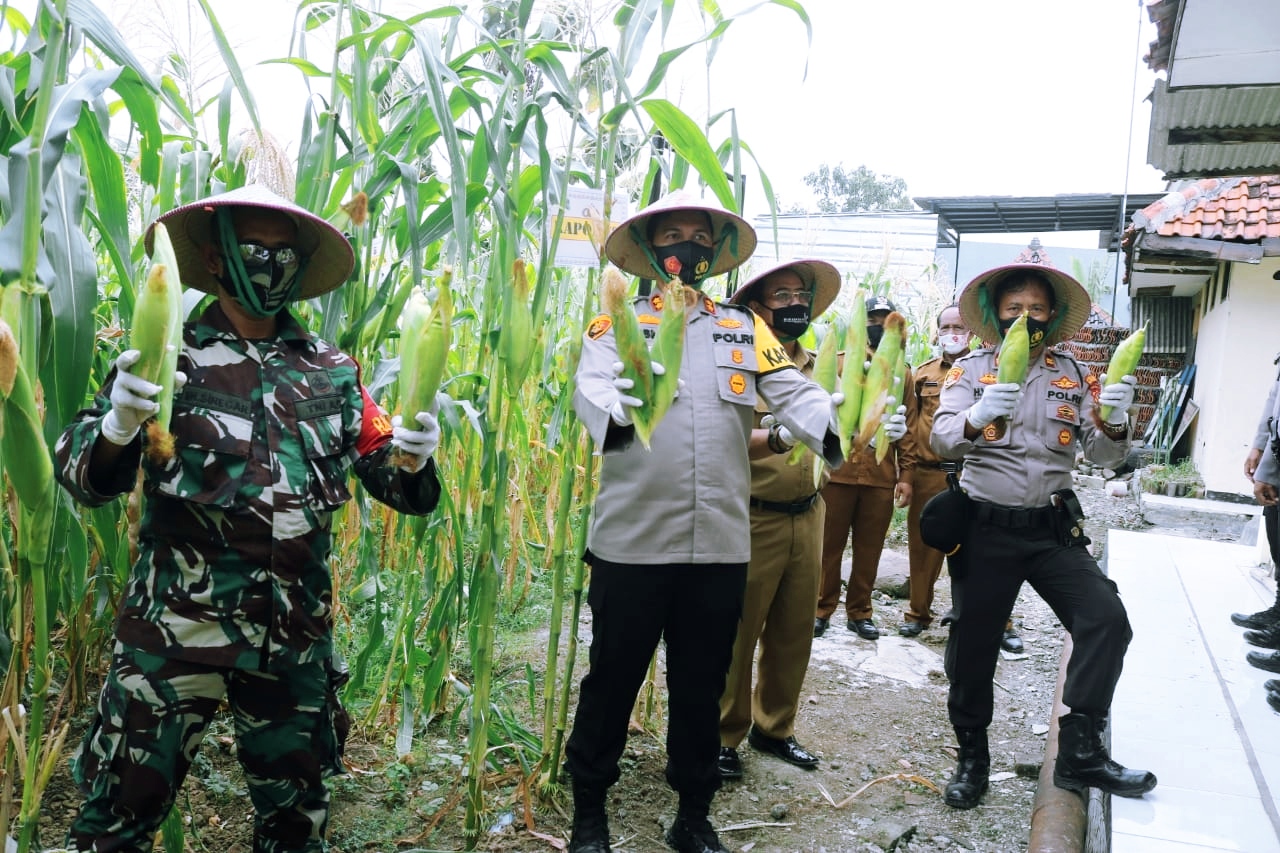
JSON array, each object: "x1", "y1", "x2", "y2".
[{"x1": 79, "y1": 0, "x2": 1169, "y2": 242}]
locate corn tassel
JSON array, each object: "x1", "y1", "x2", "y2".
[
  {"x1": 837, "y1": 292, "x2": 868, "y2": 459},
  {"x1": 856, "y1": 311, "x2": 906, "y2": 452},
  {"x1": 131, "y1": 222, "x2": 185, "y2": 465},
  {"x1": 601, "y1": 268, "x2": 654, "y2": 444},
  {"x1": 502, "y1": 259, "x2": 535, "y2": 396},
  {"x1": 637, "y1": 277, "x2": 686, "y2": 448},
  {"x1": 398, "y1": 268, "x2": 454, "y2": 419},
  {"x1": 1098, "y1": 321, "x2": 1148, "y2": 422}
]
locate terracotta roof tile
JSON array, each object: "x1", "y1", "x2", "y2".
[{"x1": 1129, "y1": 176, "x2": 1280, "y2": 241}]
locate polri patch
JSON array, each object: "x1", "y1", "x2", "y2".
[
  {"x1": 1058, "y1": 429, "x2": 1072, "y2": 446},
  {"x1": 716, "y1": 318, "x2": 744, "y2": 328},
  {"x1": 1044, "y1": 354, "x2": 1057, "y2": 368},
  {"x1": 1051, "y1": 376, "x2": 1080, "y2": 389},
  {"x1": 731, "y1": 349, "x2": 744, "y2": 364},
  {"x1": 943, "y1": 366, "x2": 964, "y2": 389},
  {"x1": 982, "y1": 423, "x2": 1000, "y2": 441},
  {"x1": 728, "y1": 373, "x2": 747, "y2": 394},
  {"x1": 638, "y1": 313, "x2": 661, "y2": 325},
  {"x1": 587, "y1": 315, "x2": 612, "y2": 340},
  {"x1": 650, "y1": 293, "x2": 664, "y2": 311},
  {"x1": 1056, "y1": 404, "x2": 1076, "y2": 420},
  {"x1": 979, "y1": 372, "x2": 998, "y2": 385},
  {"x1": 704, "y1": 297, "x2": 717, "y2": 314}
]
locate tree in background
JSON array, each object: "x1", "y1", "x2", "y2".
[{"x1": 802, "y1": 163, "x2": 913, "y2": 213}]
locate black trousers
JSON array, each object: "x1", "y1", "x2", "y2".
[
  {"x1": 945, "y1": 520, "x2": 1132, "y2": 730},
  {"x1": 565, "y1": 558, "x2": 747, "y2": 799}
]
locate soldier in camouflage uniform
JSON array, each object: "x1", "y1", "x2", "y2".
[{"x1": 55, "y1": 185, "x2": 443, "y2": 852}]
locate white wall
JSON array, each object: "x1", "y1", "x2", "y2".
[{"x1": 1192, "y1": 258, "x2": 1280, "y2": 497}]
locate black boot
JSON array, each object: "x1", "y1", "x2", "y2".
[
  {"x1": 943, "y1": 727, "x2": 989, "y2": 809},
  {"x1": 1244, "y1": 622, "x2": 1280, "y2": 649},
  {"x1": 568, "y1": 781, "x2": 611, "y2": 853},
  {"x1": 1231, "y1": 589, "x2": 1280, "y2": 629},
  {"x1": 1053, "y1": 712, "x2": 1157, "y2": 798},
  {"x1": 665, "y1": 791, "x2": 727, "y2": 853}
]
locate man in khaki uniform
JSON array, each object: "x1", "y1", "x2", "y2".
[
  {"x1": 717, "y1": 259, "x2": 841, "y2": 779},
  {"x1": 902, "y1": 305, "x2": 1024, "y2": 653},
  {"x1": 815, "y1": 296, "x2": 916, "y2": 640}
]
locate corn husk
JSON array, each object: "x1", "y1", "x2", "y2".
[
  {"x1": 601, "y1": 268, "x2": 655, "y2": 444},
  {"x1": 398, "y1": 268, "x2": 454, "y2": 419},
  {"x1": 1098, "y1": 321, "x2": 1148, "y2": 421},
  {"x1": 837, "y1": 291, "x2": 868, "y2": 459},
  {"x1": 640, "y1": 277, "x2": 686, "y2": 447},
  {"x1": 856, "y1": 311, "x2": 906, "y2": 452},
  {"x1": 502, "y1": 260, "x2": 535, "y2": 396},
  {"x1": 131, "y1": 222, "x2": 185, "y2": 464}
]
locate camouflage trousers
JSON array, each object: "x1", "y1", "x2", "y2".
[{"x1": 68, "y1": 643, "x2": 345, "y2": 853}]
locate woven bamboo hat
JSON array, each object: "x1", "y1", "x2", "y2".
[
  {"x1": 959, "y1": 263, "x2": 1090, "y2": 347},
  {"x1": 731, "y1": 258, "x2": 842, "y2": 319},
  {"x1": 143, "y1": 185, "x2": 355, "y2": 299},
  {"x1": 604, "y1": 189, "x2": 756, "y2": 279}
]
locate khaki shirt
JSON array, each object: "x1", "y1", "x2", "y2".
[
  {"x1": 931, "y1": 346, "x2": 1129, "y2": 507},
  {"x1": 752, "y1": 346, "x2": 831, "y2": 501},
  {"x1": 910, "y1": 352, "x2": 964, "y2": 468},
  {"x1": 828, "y1": 346, "x2": 918, "y2": 488},
  {"x1": 575, "y1": 291, "x2": 843, "y2": 564}
]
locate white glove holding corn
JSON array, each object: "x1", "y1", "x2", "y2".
[
  {"x1": 101, "y1": 349, "x2": 161, "y2": 445},
  {"x1": 829, "y1": 391, "x2": 845, "y2": 434},
  {"x1": 966, "y1": 382, "x2": 1020, "y2": 430},
  {"x1": 609, "y1": 360, "x2": 668, "y2": 426},
  {"x1": 391, "y1": 408, "x2": 441, "y2": 472},
  {"x1": 882, "y1": 404, "x2": 908, "y2": 442},
  {"x1": 1099, "y1": 374, "x2": 1137, "y2": 426}
]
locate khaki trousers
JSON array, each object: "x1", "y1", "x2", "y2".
[
  {"x1": 720, "y1": 499, "x2": 824, "y2": 745},
  {"x1": 906, "y1": 466, "x2": 950, "y2": 625},
  {"x1": 816, "y1": 482, "x2": 894, "y2": 621}
]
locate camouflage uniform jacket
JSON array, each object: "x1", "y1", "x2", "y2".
[{"x1": 55, "y1": 303, "x2": 441, "y2": 671}]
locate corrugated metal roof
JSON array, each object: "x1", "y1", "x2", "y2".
[
  {"x1": 913, "y1": 194, "x2": 1164, "y2": 249},
  {"x1": 1148, "y1": 79, "x2": 1280, "y2": 179}
]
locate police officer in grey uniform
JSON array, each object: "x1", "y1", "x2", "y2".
[
  {"x1": 566, "y1": 191, "x2": 845, "y2": 853},
  {"x1": 931, "y1": 262, "x2": 1156, "y2": 810},
  {"x1": 1237, "y1": 357, "x2": 1280, "y2": 634}
]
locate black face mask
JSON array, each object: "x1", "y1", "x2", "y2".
[
  {"x1": 653, "y1": 240, "x2": 714, "y2": 285},
  {"x1": 998, "y1": 314, "x2": 1050, "y2": 349},
  {"x1": 770, "y1": 303, "x2": 811, "y2": 340},
  {"x1": 866, "y1": 324, "x2": 884, "y2": 349}
]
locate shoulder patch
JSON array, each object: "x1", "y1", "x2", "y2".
[
  {"x1": 979, "y1": 372, "x2": 998, "y2": 385},
  {"x1": 1051, "y1": 375, "x2": 1080, "y2": 389},
  {"x1": 587, "y1": 315, "x2": 612, "y2": 340},
  {"x1": 943, "y1": 366, "x2": 964, "y2": 389},
  {"x1": 704, "y1": 297, "x2": 717, "y2": 314},
  {"x1": 649, "y1": 293, "x2": 664, "y2": 312},
  {"x1": 1044, "y1": 353, "x2": 1057, "y2": 368}
]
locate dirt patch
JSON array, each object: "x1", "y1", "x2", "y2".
[{"x1": 35, "y1": 483, "x2": 1159, "y2": 853}]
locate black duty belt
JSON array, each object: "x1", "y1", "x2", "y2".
[
  {"x1": 917, "y1": 461, "x2": 963, "y2": 471},
  {"x1": 971, "y1": 499, "x2": 1055, "y2": 529},
  {"x1": 750, "y1": 493, "x2": 820, "y2": 515}
]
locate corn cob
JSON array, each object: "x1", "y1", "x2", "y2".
[
  {"x1": 0, "y1": 317, "x2": 53, "y2": 514},
  {"x1": 837, "y1": 292, "x2": 868, "y2": 459},
  {"x1": 856, "y1": 311, "x2": 906, "y2": 452},
  {"x1": 875, "y1": 344, "x2": 909, "y2": 465},
  {"x1": 787, "y1": 323, "x2": 840, "y2": 467},
  {"x1": 502, "y1": 259, "x2": 535, "y2": 396},
  {"x1": 132, "y1": 222, "x2": 185, "y2": 465},
  {"x1": 638, "y1": 277, "x2": 686, "y2": 448},
  {"x1": 398, "y1": 267, "x2": 454, "y2": 419},
  {"x1": 1098, "y1": 320, "x2": 1149, "y2": 422},
  {"x1": 600, "y1": 268, "x2": 654, "y2": 444},
  {"x1": 984, "y1": 311, "x2": 1030, "y2": 440}
]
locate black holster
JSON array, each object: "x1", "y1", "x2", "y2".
[{"x1": 1049, "y1": 488, "x2": 1091, "y2": 548}]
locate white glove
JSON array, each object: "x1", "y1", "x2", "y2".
[
  {"x1": 391, "y1": 409, "x2": 441, "y2": 472},
  {"x1": 760, "y1": 414, "x2": 795, "y2": 450},
  {"x1": 608, "y1": 360, "x2": 667, "y2": 427},
  {"x1": 882, "y1": 404, "x2": 908, "y2": 442},
  {"x1": 1099, "y1": 374, "x2": 1137, "y2": 426},
  {"x1": 828, "y1": 390, "x2": 845, "y2": 433},
  {"x1": 966, "y1": 382, "x2": 1021, "y2": 430},
  {"x1": 101, "y1": 349, "x2": 162, "y2": 445}
]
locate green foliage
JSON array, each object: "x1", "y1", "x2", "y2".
[{"x1": 802, "y1": 162, "x2": 912, "y2": 213}]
